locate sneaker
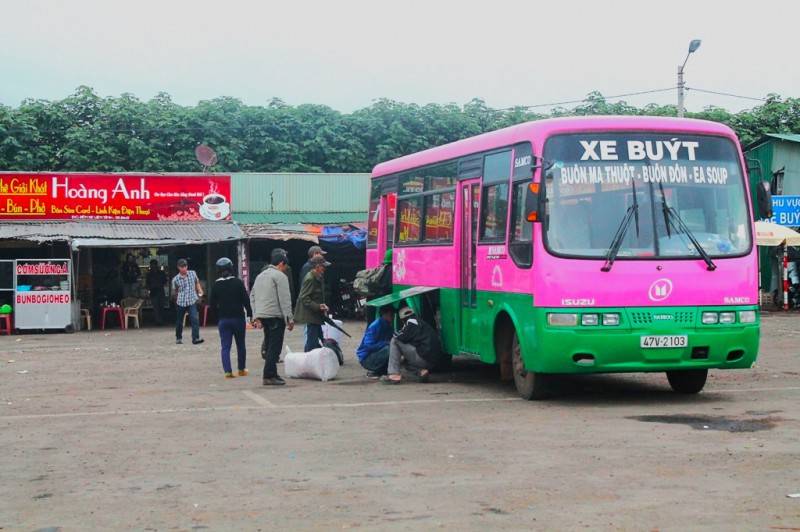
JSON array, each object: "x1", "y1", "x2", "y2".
[
  {"x1": 192, "y1": 338, "x2": 205, "y2": 345},
  {"x1": 224, "y1": 372, "x2": 235, "y2": 379},
  {"x1": 273, "y1": 375, "x2": 286, "y2": 384},
  {"x1": 238, "y1": 369, "x2": 249, "y2": 377},
  {"x1": 365, "y1": 371, "x2": 381, "y2": 379},
  {"x1": 176, "y1": 338, "x2": 183, "y2": 345},
  {"x1": 262, "y1": 377, "x2": 286, "y2": 386}
]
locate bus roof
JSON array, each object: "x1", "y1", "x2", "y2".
[{"x1": 371, "y1": 116, "x2": 738, "y2": 178}]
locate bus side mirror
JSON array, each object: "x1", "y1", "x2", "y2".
[
  {"x1": 756, "y1": 181, "x2": 772, "y2": 219},
  {"x1": 525, "y1": 183, "x2": 541, "y2": 223}
]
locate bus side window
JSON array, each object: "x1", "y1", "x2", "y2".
[
  {"x1": 480, "y1": 150, "x2": 512, "y2": 242},
  {"x1": 509, "y1": 182, "x2": 533, "y2": 268}
]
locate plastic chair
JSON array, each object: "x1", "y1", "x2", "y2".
[
  {"x1": 122, "y1": 298, "x2": 144, "y2": 329},
  {"x1": 0, "y1": 314, "x2": 12, "y2": 335},
  {"x1": 100, "y1": 305, "x2": 125, "y2": 330},
  {"x1": 80, "y1": 308, "x2": 92, "y2": 331}
]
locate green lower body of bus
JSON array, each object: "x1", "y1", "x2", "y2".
[{"x1": 399, "y1": 286, "x2": 760, "y2": 374}]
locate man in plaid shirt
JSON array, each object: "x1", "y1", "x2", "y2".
[{"x1": 172, "y1": 258, "x2": 204, "y2": 345}]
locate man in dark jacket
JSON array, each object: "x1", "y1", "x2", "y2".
[
  {"x1": 210, "y1": 257, "x2": 253, "y2": 379},
  {"x1": 381, "y1": 307, "x2": 441, "y2": 384},
  {"x1": 294, "y1": 255, "x2": 330, "y2": 352},
  {"x1": 299, "y1": 245, "x2": 326, "y2": 286}
]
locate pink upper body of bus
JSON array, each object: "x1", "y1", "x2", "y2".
[{"x1": 367, "y1": 116, "x2": 756, "y2": 309}]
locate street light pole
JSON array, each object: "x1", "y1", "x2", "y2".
[{"x1": 677, "y1": 39, "x2": 702, "y2": 118}]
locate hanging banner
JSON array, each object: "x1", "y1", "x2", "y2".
[{"x1": 0, "y1": 173, "x2": 232, "y2": 222}]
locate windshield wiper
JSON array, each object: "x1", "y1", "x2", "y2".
[
  {"x1": 658, "y1": 182, "x2": 717, "y2": 271},
  {"x1": 601, "y1": 181, "x2": 640, "y2": 272}
]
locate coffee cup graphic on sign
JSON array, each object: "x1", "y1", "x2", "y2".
[{"x1": 199, "y1": 193, "x2": 230, "y2": 220}]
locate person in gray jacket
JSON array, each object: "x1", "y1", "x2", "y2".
[{"x1": 250, "y1": 249, "x2": 295, "y2": 385}]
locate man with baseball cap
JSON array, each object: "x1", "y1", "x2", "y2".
[
  {"x1": 299, "y1": 245, "x2": 327, "y2": 286},
  {"x1": 381, "y1": 306, "x2": 442, "y2": 384},
  {"x1": 294, "y1": 255, "x2": 331, "y2": 352}
]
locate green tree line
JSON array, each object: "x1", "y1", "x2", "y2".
[{"x1": 0, "y1": 86, "x2": 798, "y2": 173}]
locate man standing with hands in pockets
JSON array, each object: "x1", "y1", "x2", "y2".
[{"x1": 250, "y1": 249, "x2": 295, "y2": 386}]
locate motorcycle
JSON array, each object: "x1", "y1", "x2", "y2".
[{"x1": 337, "y1": 278, "x2": 365, "y2": 320}]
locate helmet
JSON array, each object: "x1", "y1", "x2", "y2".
[
  {"x1": 0, "y1": 304, "x2": 11, "y2": 314},
  {"x1": 398, "y1": 307, "x2": 414, "y2": 319},
  {"x1": 215, "y1": 257, "x2": 233, "y2": 272}
]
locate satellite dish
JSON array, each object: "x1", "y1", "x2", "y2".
[{"x1": 195, "y1": 144, "x2": 218, "y2": 171}]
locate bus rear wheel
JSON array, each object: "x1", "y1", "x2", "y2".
[
  {"x1": 511, "y1": 332, "x2": 553, "y2": 400},
  {"x1": 666, "y1": 369, "x2": 708, "y2": 394}
]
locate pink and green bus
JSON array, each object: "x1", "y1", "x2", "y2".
[{"x1": 366, "y1": 116, "x2": 762, "y2": 399}]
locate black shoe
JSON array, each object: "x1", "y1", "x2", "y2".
[
  {"x1": 176, "y1": 338, "x2": 183, "y2": 344},
  {"x1": 365, "y1": 371, "x2": 381, "y2": 379},
  {"x1": 262, "y1": 377, "x2": 286, "y2": 386},
  {"x1": 274, "y1": 375, "x2": 286, "y2": 384},
  {"x1": 192, "y1": 338, "x2": 204, "y2": 345}
]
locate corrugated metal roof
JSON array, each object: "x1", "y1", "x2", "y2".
[
  {"x1": 240, "y1": 224, "x2": 319, "y2": 243},
  {"x1": 233, "y1": 211, "x2": 366, "y2": 224},
  {"x1": 745, "y1": 134, "x2": 800, "y2": 151},
  {"x1": 767, "y1": 134, "x2": 800, "y2": 143},
  {"x1": 231, "y1": 173, "x2": 370, "y2": 214},
  {"x1": 0, "y1": 221, "x2": 243, "y2": 246}
]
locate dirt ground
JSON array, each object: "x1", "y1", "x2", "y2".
[{"x1": 1, "y1": 313, "x2": 799, "y2": 531}]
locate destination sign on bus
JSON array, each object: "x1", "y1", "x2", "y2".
[{"x1": 553, "y1": 136, "x2": 735, "y2": 188}]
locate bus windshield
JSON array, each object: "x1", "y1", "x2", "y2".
[{"x1": 543, "y1": 133, "x2": 751, "y2": 259}]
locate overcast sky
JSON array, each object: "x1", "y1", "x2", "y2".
[{"x1": 1, "y1": 0, "x2": 797, "y2": 114}]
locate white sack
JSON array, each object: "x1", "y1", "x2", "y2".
[
  {"x1": 321, "y1": 319, "x2": 344, "y2": 344},
  {"x1": 284, "y1": 346, "x2": 340, "y2": 381}
]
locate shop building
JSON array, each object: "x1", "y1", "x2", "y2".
[{"x1": 0, "y1": 172, "x2": 240, "y2": 330}]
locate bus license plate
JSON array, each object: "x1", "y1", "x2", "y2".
[{"x1": 640, "y1": 335, "x2": 688, "y2": 348}]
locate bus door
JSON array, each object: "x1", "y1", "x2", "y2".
[
  {"x1": 378, "y1": 192, "x2": 396, "y2": 260},
  {"x1": 459, "y1": 179, "x2": 480, "y2": 352}
]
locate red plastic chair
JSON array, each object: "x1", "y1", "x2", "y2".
[
  {"x1": 0, "y1": 314, "x2": 12, "y2": 335},
  {"x1": 100, "y1": 306, "x2": 125, "y2": 330}
]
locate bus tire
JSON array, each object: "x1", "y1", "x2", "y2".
[
  {"x1": 666, "y1": 369, "x2": 708, "y2": 394},
  {"x1": 511, "y1": 331, "x2": 553, "y2": 400}
]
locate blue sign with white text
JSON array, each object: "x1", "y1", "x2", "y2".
[{"x1": 771, "y1": 195, "x2": 800, "y2": 226}]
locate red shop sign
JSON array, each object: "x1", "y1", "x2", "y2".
[{"x1": 0, "y1": 173, "x2": 232, "y2": 222}]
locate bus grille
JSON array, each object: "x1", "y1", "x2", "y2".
[{"x1": 629, "y1": 311, "x2": 695, "y2": 325}]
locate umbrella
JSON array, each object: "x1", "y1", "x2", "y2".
[
  {"x1": 322, "y1": 315, "x2": 352, "y2": 338},
  {"x1": 754, "y1": 221, "x2": 800, "y2": 247}
]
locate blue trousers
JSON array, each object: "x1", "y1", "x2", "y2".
[
  {"x1": 305, "y1": 323, "x2": 324, "y2": 352},
  {"x1": 218, "y1": 317, "x2": 247, "y2": 373},
  {"x1": 176, "y1": 304, "x2": 200, "y2": 342}
]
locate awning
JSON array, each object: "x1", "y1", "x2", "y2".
[
  {"x1": 0, "y1": 221, "x2": 244, "y2": 249},
  {"x1": 240, "y1": 223, "x2": 319, "y2": 243},
  {"x1": 754, "y1": 221, "x2": 800, "y2": 246},
  {"x1": 366, "y1": 286, "x2": 439, "y2": 307}
]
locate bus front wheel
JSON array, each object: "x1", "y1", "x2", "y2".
[
  {"x1": 512, "y1": 332, "x2": 553, "y2": 400},
  {"x1": 666, "y1": 369, "x2": 708, "y2": 394}
]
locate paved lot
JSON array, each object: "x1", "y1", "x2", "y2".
[{"x1": 1, "y1": 314, "x2": 799, "y2": 531}]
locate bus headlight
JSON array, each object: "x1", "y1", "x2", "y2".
[
  {"x1": 719, "y1": 312, "x2": 736, "y2": 324},
  {"x1": 602, "y1": 313, "x2": 620, "y2": 326},
  {"x1": 739, "y1": 310, "x2": 757, "y2": 323},
  {"x1": 581, "y1": 314, "x2": 599, "y2": 326},
  {"x1": 548, "y1": 313, "x2": 578, "y2": 326},
  {"x1": 701, "y1": 312, "x2": 719, "y2": 324}
]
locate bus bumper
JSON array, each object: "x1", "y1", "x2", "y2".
[{"x1": 525, "y1": 306, "x2": 760, "y2": 374}]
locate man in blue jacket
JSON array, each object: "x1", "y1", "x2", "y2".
[{"x1": 356, "y1": 305, "x2": 394, "y2": 377}]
